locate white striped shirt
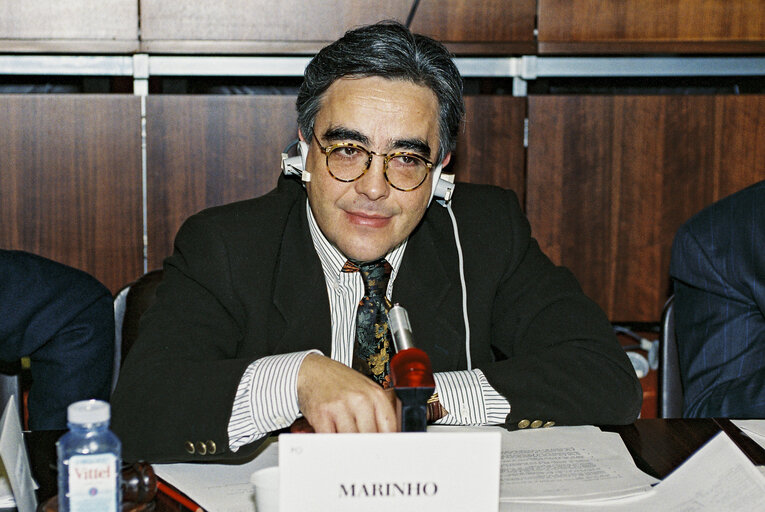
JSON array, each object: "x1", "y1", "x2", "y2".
[{"x1": 228, "y1": 200, "x2": 510, "y2": 451}]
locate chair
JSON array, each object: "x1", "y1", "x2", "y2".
[
  {"x1": 113, "y1": 269, "x2": 164, "y2": 368},
  {"x1": 659, "y1": 295, "x2": 684, "y2": 418}
]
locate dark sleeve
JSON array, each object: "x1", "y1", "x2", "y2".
[
  {"x1": 464, "y1": 189, "x2": 643, "y2": 428},
  {"x1": 671, "y1": 221, "x2": 765, "y2": 418},
  {"x1": 0, "y1": 250, "x2": 114, "y2": 430},
  {"x1": 111, "y1": 215, "x2": 262, "y2": 463}
]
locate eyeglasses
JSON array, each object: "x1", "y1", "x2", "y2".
[{"x1": 312, "y1": 133, "x2": 433, "y2": 192}]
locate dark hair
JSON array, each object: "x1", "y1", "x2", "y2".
[{"x1": 297, "y1": 21, "x2": 464, "y2": 164}]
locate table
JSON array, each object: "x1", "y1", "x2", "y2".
[{"x1": 24, "y1": 418, "x2": 765, "y2": 511}]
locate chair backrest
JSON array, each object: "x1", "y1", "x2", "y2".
[
  {"x1": 660, "y1": 295, "x2": 683, "y2": 417},
  {"x1": 113, "y1": 269, "x2": 164, "y2": 388},
  {"x1": 112, "y1": 285, "x2": 130, "y2": 391}
]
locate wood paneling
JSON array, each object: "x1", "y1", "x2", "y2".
[
  {"x1": 0, "y1": 95, "x2": 143, "y2": 293},
  {"x1": 0, "y1": 0, "x2": 138, "y2": 52},
  {"x1": 145, "y1": 95, "x2": 298, "y2": 268},
  {"x1": 452, "y1": 96, "x2": 526, "y2": 204},
  {"x1": 526, "y1": 95, "x2": 765, "y2": 322},
  {"x1": 139, "y1": 0, "x2": 411, "y2": 54},
  {"x1": 411, "y1": 0, "x2": 536, "y2": 54},
  {"x1": 538, "y1": 0, "x2": 765, "y2": 54}
]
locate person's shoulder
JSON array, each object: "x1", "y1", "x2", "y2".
[
  {"x1": 183, "y1": 176, "x2": 305, "y2": 230},
  {"x1": 683, "y1": 179, "x2": 765, "y2": 233},
  {"x1": 446, "y1": 182, "x2": 524, "y2": 227},
  {"x1": 0, "y1": 250, "x2": 109, "y2": 298},
  {"x1": 450, "y1": 182, "x2": 521, "y2": 211}
]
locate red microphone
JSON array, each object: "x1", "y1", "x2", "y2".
[{"x1": 388, "y1": 304, "x2": 435, "y2": 432}]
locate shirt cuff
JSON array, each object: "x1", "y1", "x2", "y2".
[
  {"x1": 227, "y1": 350, "x2": 320, "y2": 452},
  {"x1": 432, "y1": 369, "x2": 511, "y2": 425}
]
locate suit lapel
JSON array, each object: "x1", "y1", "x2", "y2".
[
  {"x1": 271, "y1": 201, "x2": 333, "y2": 355},
  {"x1": 393, "y1": 210, "x2": 466, "y2": 371}
]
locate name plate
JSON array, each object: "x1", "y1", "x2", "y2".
[{"x1": 279, "y1": 430, "x2": 501, "y2": 512}]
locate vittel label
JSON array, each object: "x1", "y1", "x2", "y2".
[{"x1": 67, "y1": 453, "x2": 118, "y2": 512}]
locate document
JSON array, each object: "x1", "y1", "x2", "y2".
[
  {"x1": 491, "y1": 425, "x2": 657, "y2": 502},
  {"x1": 733, "y1": 419, "x2": 765, "y2": 451},
  {"x1": 501, "y1": 431, "x2": 765, "y2": 511},
  {"x1": 0, "y1": 397, "x2": 37, "y2": 512},
  {"x1": 154, "y1": 437, "x2": 278, "y2": 512}
]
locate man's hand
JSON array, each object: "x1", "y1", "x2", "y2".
[{"x1": 297, "y1": 353, "x2": 400, "y2": 433}]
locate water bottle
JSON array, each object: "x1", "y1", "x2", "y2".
[{"x1": 56, "y1": 399, "x2": 121, "y2": 512}]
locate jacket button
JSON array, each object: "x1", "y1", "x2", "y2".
[
  {"x1": 206, "y1": 440, "x2": 217, "y2": 455},
  {"x1": 184, "y1": 441, "x2": 195, "y2": 454},
  {"x1": 517, "y1": 419, "x2": 530, "y2": 429},
  {"x1": 196, "y1": 441, "x2": 207, "y2": 455},
  {"x1": 530, "y1": 420, "x2": 543, "y2": 428}
]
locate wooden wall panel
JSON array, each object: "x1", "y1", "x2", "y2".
[
  {"x1": 411, "y1": 0, "x2": 536, "y2": 54},
  {"x1": 0, "y1": 0, "x2": 138, "y2": 52},
  {"x1": 538, "y1": 0, "x2": 765, "y2": 54},
  {"x1": 139, "y1": 0, "x2": 411, "y2": 54},
  {"x1": 452, "y1": 96, "x2": 526, "y2": 204},
  {"x1": 0, "y1": 95, "x2": 143, "y2": 293},
  {"x1": 527, "y1": 95, "x2": 765, "y2": 322},
  {"x1": 145, "y1": 95, "x2": 298, "y2": 268}
]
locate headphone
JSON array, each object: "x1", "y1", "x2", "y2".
[
  {"x1": 280, "y1": 138, "x2": 471, "y2": 369},
  {"x1": 280, "y1": 139, "x2": 456, "y2": 207}
]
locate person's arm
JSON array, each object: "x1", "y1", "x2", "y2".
[
  {"x1": 671, "y1": 222, "x2": 765, "y2": 418},
  {"x1": 0, "y1": 250, "x2": 114, "y2": 430},
  {"x1": 430, "y1": 370, "x2": 510, "y2": 425},
  {"x1": 112, "y1": 214, "x2": 266, "y2": 463},
  {"x1": 228, "y1": 351, "x2": 317, "y2": 451},
  {"x1": 432, "y1": 187, "x2": 642, "y2": 429}
]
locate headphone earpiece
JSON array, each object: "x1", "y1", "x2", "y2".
[
  {"x1": 428, "y1": 163, "x2": 455, "y2": 207},
  {"x1": 297, "y1": 140, "x2": 310, "y2": 182},
  {"x1": 280, "y1": 139, "x2": 311, "y2": 182}
]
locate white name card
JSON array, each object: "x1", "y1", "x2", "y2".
[{"x1": 278, "y1": 430, "x2": 501, "y2": 512}]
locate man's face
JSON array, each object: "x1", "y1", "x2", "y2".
[{"x1": 303, "y1": 76, "x2": 450, "y2": 263}]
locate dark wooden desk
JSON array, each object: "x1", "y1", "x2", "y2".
[
  {"x1": 26, "y1": 419, "x2": 765, "y2": 512},
  {"x1": 605, "y1": 418, "x2": 765, "y2": 479}
]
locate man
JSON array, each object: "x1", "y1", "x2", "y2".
[
  {"x1": 0, "y1": 249, "x2": 114, "y2": 430},
  {"x1": 670, "y1": 180, "x2": 765, "y2": 418},
  {"x1": 112, "y1": 21, "x2": 641, "y2": 462}
]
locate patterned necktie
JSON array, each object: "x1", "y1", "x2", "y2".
[{"x1": 345, "y1": 259, "x2": 393, "y2": 389}]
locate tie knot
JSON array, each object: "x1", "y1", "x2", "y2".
[{"x1": 357, "y1": 259, "x2": 392, "y2": 298}]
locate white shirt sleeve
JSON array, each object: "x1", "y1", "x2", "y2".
[
  {"x1": 227, "y1": 350, "x2": 320, "y2": 452},
  {"x1": 432, "y1": 369, "x2": 511, "y2": 425}
]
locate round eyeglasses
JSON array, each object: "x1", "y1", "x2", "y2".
[{"x1": 312, "y1": 133, "x2": 433, "y2": 191}]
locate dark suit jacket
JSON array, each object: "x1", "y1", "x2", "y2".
[
  {"x1": 0, "y1": 250, "x2": 114, "y2": 429},
  {"x1": 112, "y1": 176, "x2": 641, "y2": 462},
  {"x1": 670, "y1": 180, "x2": 765, "y2": 418}
]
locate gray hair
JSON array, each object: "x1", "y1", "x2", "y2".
[{"x1": 297, "y1": 21, "x2": 464, "y2": 164}]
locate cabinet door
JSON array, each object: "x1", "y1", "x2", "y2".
[
  {"x1": 410, "y1": 0, "x2": 536, "y2": 54},
  {"x1": 139, "y1": 0, "x2": 411, "y2": 53},
  {"x1": 538, "y1": 0, "x2": 765, "y2": 54},
  {"x1": 0, "y1": 95, "x2": 143, "y2": 293},
  {"x1": 145, "y1": 95, "x2": 298, "y2": 268},
  {"x1": 0, "y1": 0, "x2": 138, "y2": 52},
  {"x1": 452, "y1": 96, "x2": 526, "y2": 204},
  {"x1": 527, "y1": 95, "x2": 765, "y2": 322}
]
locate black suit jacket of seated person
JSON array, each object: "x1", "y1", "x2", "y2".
[{"x1": 111, "y1": 176, "x2": 642, "y2": 462}]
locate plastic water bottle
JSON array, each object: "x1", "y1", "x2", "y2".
[{"x1": 56, "y1": 399, "x2": 121, "y2": 512}]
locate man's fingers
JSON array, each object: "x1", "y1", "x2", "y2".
[{"x1": 297, "y1": 354, "x2": 400, "y2": 433}]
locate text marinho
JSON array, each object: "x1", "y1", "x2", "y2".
[{"x1": 339, "y1": 482, "x2": 438, "y2": 498}]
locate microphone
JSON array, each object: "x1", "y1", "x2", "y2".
[{"x1": 388, "y1": 304, "x2": 435, "y2": 432}]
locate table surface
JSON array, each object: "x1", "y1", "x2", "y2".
[{"x1": 22, "y1": 418, "x2": 765, "y2": 511}]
